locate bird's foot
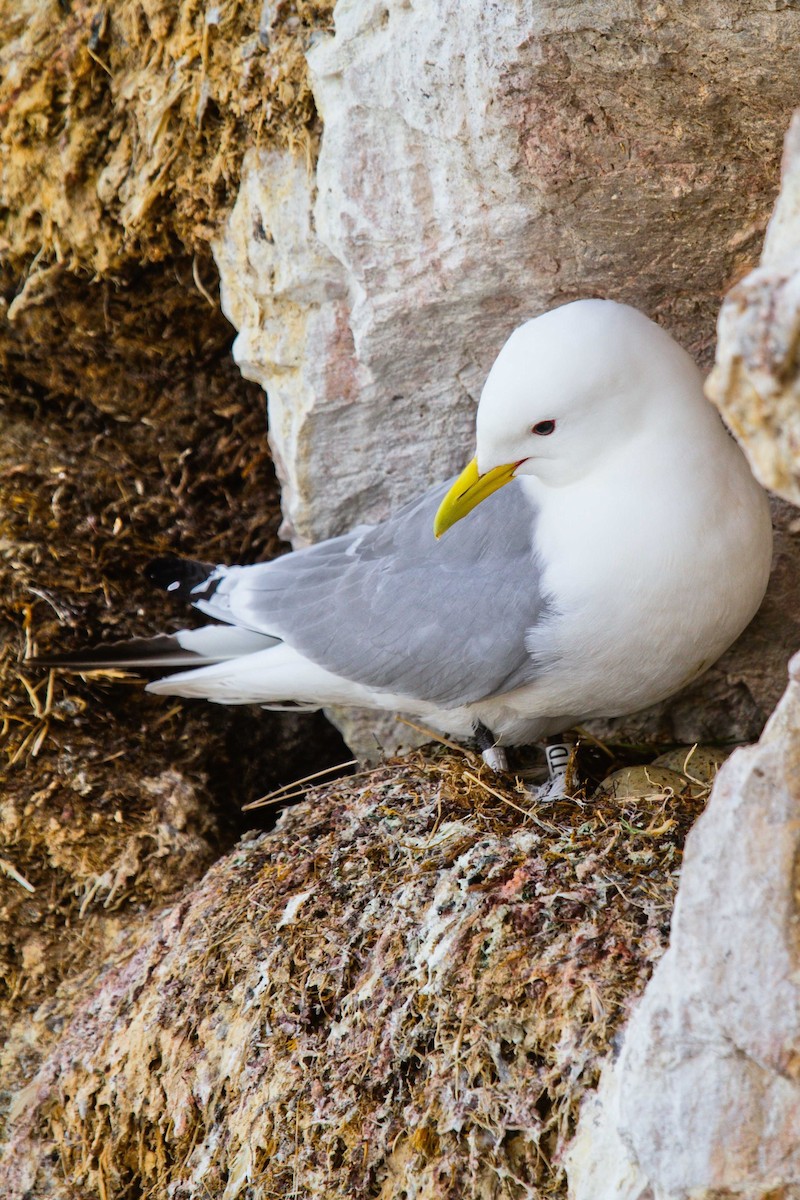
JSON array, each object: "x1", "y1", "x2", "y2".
[{"x1": 481, "y1": 745, "x2": 509, "y2": 773}]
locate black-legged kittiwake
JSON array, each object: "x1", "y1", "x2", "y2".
[{"x1": 34, "y1": 300, "x2": 773, "y2": 766}]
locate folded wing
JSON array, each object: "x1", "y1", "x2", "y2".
[{"x1": 192, "y1": 479, "x2": 546, "y2": 707}]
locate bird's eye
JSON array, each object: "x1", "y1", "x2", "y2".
[{"x1": 531, "y1": 420, "x2": 556, "y2": 436}]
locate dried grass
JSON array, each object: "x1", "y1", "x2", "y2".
[
  {"x1": 0, "y1": 0, "x2": 335, "y2": 275},
  {"x1": 0, "y1": 0, "x2": 346, "y2": 1139},
  {"x1": 0, "y1": 285, "x2": 346, "y2": 1120}
]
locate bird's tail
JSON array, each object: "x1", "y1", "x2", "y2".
[
  {"x1": 27, "y1": 626, "x2": 281, "y2": 674},
  {"x1": 27, "y1": 555, "x2": 279, "y2": 675}
]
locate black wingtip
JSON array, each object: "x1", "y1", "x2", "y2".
[
  {"x1": 144, "y1": 556, "x2": 218, "y2": 601},
  {"x1": 26, "y1": 633, "x2": 211, "y2": 673}
]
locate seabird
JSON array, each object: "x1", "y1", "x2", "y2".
[{"x1": 34, "y1": 300, "x2": 773, "y2": 772}]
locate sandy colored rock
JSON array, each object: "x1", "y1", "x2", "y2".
[
  {"x1": 707, "y1": 109, "x2": 800, "y2": 508},
  {"x1": 0, "y1": 0, "x2": 349, "y2": 1101},
  {"x1": 568, "y1": 651, "x2": 800, "y2": 1200},
  {"x1": 0, "y1": 0, "x2": 334, "y2": 275}
]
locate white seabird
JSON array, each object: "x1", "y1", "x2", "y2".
[{"x1": 40, "y1": 300, "x2": 774, "y2": 756}]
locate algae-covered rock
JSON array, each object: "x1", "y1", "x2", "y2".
[
  {"x1": 0, "y1": 754, "x2": 703, "y2": 1199},
  {"x1": 0, "y1": 0, "x2": 333, "y2": 275}
]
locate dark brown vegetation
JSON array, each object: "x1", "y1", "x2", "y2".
[{"x1": 0, "y1": 0, "x2": 342, "y2": 1122}]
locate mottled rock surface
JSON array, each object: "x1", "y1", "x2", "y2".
[
  {"x1": 708, "y1": 109, "x2": 800, "y2": 508},
  {"x1": 0, "y1": 0, "x2": 333, "y2": 274},
  {"x1": 0, "y1": 754, "x2": 703, "y2": 1200},
  {"x1": 567, "y1": 652, "x2": 800, "y2": 1200},
  {"x1": 0, "y1": 331, "x2": 348, "y2": 1135}
]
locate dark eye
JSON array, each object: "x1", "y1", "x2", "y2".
[{"x1": 531, "y1": 420, "x2": 556, "y2": 436}]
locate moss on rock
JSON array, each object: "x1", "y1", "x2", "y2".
[{"x1": 2, "y1": 751, "x2": 705, "y2": 1198}]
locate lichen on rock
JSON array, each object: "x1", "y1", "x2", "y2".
[
  {"x1": 1, "y1": 753, "x2": 704, "y2": 1199},
  {"x1": 707, "y1": 109, "x2": 800, "y2": 509},
  {"x1": 568, "y1": 653, "x2": 800, "y2": 1200}
]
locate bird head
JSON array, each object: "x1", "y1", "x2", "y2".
[{"x1": 434, "y1": 299, "x2": 705, "y2": 537}]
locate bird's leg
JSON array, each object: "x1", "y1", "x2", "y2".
[{"x1": 473, "y1": 721, "x2": 508, "y2": 773}]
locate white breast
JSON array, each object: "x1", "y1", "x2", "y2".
[{"x1": 504, "y1": 421, "x2": 772, "y2": 727}]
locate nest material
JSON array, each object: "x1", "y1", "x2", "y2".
[
  {"x1": 1, "y1": 750, "x2": 706, "y2": 1199},
  {"x1": 0, "y1": 0, "x2": 345, "y2": 1139},
  {"x1": 0, "y1": 277, "x2": 348, "y2": 1107}
]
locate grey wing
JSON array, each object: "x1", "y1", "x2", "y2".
[{"x1": 201, "y1": 479, "x2": 547, "y2": 707}]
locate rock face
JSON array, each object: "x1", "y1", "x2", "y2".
[
  {"x1": 0, "y1": 0, "x2": 332, "y2": 275},
  {"x1": 215, "y1": 0, "x2": 800, "y2": 544},
  {"x1": 563, "y1": 103, "x2": 800, "y2": 1200},
  {"x1": 3, "y1": 0, "x2": 800, "y2": 755},
  {"x1": 567, "y1": 651, "x2": 800, "y2": 1200},
  {"x1": 708, "y1": 110, "x2": 800, "y2": 508}
]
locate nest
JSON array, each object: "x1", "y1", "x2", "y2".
[{"x1": 1, "y1": 749, "x2": 707, "y2": 1199}]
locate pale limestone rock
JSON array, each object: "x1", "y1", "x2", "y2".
[
  {"x1": 707, "y1": 110, "x2": 800, "y2": 508},
  {"x1": 213, "y1": 148, "x2": 353, "y2": 546},
  {"x1": 567, "y1": 652, "x2": 800, "y2": 1200},
  {"x1": 214, "y1": 1, "x2": 800, "y2": 547}
]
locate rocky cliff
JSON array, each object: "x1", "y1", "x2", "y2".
[{"x1": 3, "y1": 2, "x2": 800, "y2": 1198}]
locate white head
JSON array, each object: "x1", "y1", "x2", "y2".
[
  {"x1": 434, "y1": 299, "x2": 707, "y2": 537},
  {"x1": 477, "y1": 299, "x2": 705, "y2": 486}
]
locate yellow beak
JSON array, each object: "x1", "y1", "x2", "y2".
[{"x1": 433, "y1": 457, "x2": 520, "y2": 538}]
